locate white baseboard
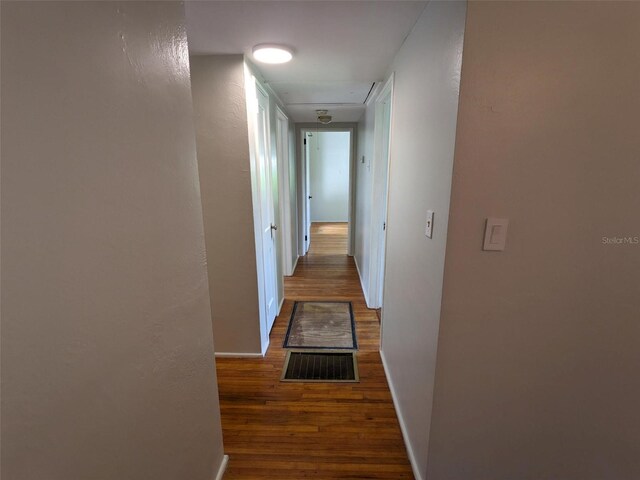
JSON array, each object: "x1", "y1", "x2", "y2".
[
  {"x1": 261, "y1": 337, "x2": 271, "y2": 356},
  {"x1": 214, "y1": 352, "x2": 264, "y2": 358},
  {"x1": 379, "y1": 349, "x2": 424, "y2": 480},
  {"x1": 214, "y1": 454, "x2": 229, "y2": 480},
  {"x1": 353, "y1": 255, "x2": 373, "y2": 309}
]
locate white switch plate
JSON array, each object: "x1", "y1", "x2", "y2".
[
  {"x1": 425, "y1": 210, "x2": 434, "y2": 238},
  {"x1": 483, "y1": 218, "x2": 509, "y2": 251}
]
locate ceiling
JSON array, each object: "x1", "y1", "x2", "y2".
[{"x1": 185, "y1": 1, "x2": 427, "y2": 123}]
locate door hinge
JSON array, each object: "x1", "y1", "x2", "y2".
[
  {"x1": 383, "y1": 222, "x2": 386, "y2": 231},
  {"x1": 305, "y1": 235, "x2": 308, "y2": 241},
  {"x1": 304, "y1": 138, "x2": 306, "y2": 145}
]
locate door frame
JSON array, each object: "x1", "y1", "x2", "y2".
[
  {"x1": 368, "y1": 73, "x2": 394, "y2": 310},
  {"x1": 275, "y1": 106, "x2": 295, "y2": 276},
  {"x1": 295, "y1": 123, "x2": 357, "y2": 257},
  {"x1": 303, "y1": 132, "x2": 311, "y2": 254}
]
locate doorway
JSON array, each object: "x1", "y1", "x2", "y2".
[{"x1": 298, "y1": 126, "x2": 356, "y2": 257}]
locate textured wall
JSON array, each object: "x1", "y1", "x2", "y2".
[
  {"x1": 1, "y1": 2, "x2": 225, "y2": 479},
  {"x1": 190, "y1": 55, "x2": 264, "y2": 354},
  {"x1": 428, "y1": 2, "x2": 640, "y2": 479},
  {"x1": 376, "y1": 2, "x2": 467, "y2": 479}
]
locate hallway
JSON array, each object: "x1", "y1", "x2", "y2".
[{"x1": 215, "y1": 223, "x2": 413, "y2": 479}]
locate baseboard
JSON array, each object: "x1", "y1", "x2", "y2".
[
  {"x1": 214, "y1": 454, "x2": 229, "y2": 480},
  {"x1": 291, "y1": 255, "x2": 299, "y2": 275},
  {"x1": 278, "y1": 295, "x2": 285, "y2": 315},
  {"x1": 379, "y1": 349, "x2": 424, "y2": 480},
  {"x1": 261, "y1": 337, "x2": 271, "y2": 356},
  {"x1": 214, "y1": 352, "x2": 264, "y2": 358},
  {"x1": 353, "y1": 256, "x2": 373, "y2": 309}
]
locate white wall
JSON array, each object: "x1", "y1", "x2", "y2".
[
  {"x1": 372, "y1": 2, "x2": 467, "y2": 479},
  {"x1": 1, "y1": 3, "x2": 225, "y2": 479},
  {"x1": 309, "y1": 132, "x2": 351, "y2": 222},
  {"x1": 190, "y1": 55, "x2": 264, "y2": 354},
  {"x1": 427, "y1": 2, "x2": 640, "y2": 479}
]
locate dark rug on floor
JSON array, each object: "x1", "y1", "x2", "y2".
[
  {"x1": 283, "y1": 301, "x2": 357, "y2": 349},
  {"x1": 281, "y1": 350, "x2": 359, "y2": 383}
]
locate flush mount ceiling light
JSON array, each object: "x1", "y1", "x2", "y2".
[
  {"x1": 252, "y1": 44, "x2": 293, "y2": 64},
  {"x1": 316, "y1": 109, "x2": 332, "y2": 124}
]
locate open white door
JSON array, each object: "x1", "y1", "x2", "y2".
[{"x1": 255, "y1": 84, "x2": 278, "y2": 333}]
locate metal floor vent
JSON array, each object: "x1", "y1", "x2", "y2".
[{"x1": 281, "y1": 350, "x2": 359, "y2": 383}]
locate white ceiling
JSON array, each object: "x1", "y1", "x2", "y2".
[{"x1": 185, "y1": 1, "x2": 427, "y2": 122}]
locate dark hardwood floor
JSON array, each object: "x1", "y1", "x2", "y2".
[{"x1": 215, "y1": 222, "x2": 414, "y2": 479}]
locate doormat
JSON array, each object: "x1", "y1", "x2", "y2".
[
  {"x1": 283, "y1": 301, "x2": 357, "y2": 349},
  {"x1": 281, "y1": 350, "x2": 359, "y2": 383}
]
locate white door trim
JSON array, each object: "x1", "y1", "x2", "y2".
[
  {"x1": 368, "y1": 73, "x2": 394, "y2": 311},
  {"x1": 303, "y1": 131, "x2": 311, "y2": 254},
  {"x1": 275, "y1": 106, "x2": 295, "y2": 276}
]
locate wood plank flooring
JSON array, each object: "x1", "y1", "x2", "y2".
[{"x1": 215, "y1": 222, "x2": 414, "y2": 479}]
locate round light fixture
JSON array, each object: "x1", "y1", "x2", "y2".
[
  {"x1": 316, "y1": 109, "x2": 332, "y2": 124},
  {"x1": 252, "y1": 44, "x2": 293, "y2": 64}
]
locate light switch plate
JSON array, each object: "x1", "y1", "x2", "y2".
[
  {"x1": 483, "y1": 218, "x2": 509, "y2": 251},
  {"x1": 425, "y1": 210, "x2": 434, "y2": 238}
]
